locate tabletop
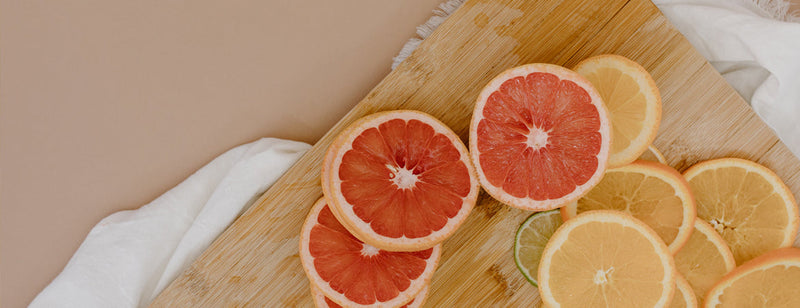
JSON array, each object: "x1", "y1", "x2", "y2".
[{"x1": 0, "y1": 1, "x2": 444, "y2": 306}]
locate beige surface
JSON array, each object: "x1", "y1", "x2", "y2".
[
  {"x1": 0, "y1": 1, "x2": 444, "y2": 307},
  {"x1": 150, "y1": 0, "x2": 800, "y2": 306}
]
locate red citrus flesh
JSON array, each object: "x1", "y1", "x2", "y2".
[
  {"x1": 300, "y1": 198, "x2": 440, "y2": 307},
  {"x1": 322, "y1": 110, "x2": 479, "y2": 251},
  {"x1": 470, "y1": 64, "x2": 610, "y2": 211}
]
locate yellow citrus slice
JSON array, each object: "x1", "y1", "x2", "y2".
[
  {"x1": 705, "y1": 247, "x2": 800, "y2": 307},
  {"x1": 683, "y1": 158, "x2": 799, "y2": 265},
  {"x1": 513, "y1": 210, "x2": 563, "y2": 287},
  {"x1": 561, "y1": 160, "x2": 696, "y2": 253},
  {"x1": 674, "y1": 220, "x2": 736, "y2": 304},
  {"x1": 639, "y1": 145, "x2": 667, "y2": 164},
  {"x1": 669, "y1": 273, "x2": 698, "y2": 308},
  {"x1": 538, "y1": 210, "x2": 676, "y2": 307},
  {"x1": 573, "y1": 54, "x2": 662, "y2": 168}
]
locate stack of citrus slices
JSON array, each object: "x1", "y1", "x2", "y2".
[
  {"x1": 495, "y1": 55, "x2": 800, "y2": 307},
  {"x1": 300, "y1": 110, "x2": 479, "y2": 307}
]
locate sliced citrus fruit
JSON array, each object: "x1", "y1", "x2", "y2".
[
  {"x1": 639, "y1": 145, "x2": 667, "y2": 164},
  {"x1": 561, "y1": 160, "x2": 696, "y2": 253},
  {"x1": 670, "y1": 273, "x2": 697, "y2": 308},
  {"x1": 469, "y1": 63, "x2": 611, "y2": 211},
  {"x1": 321, "y1": 110, "x2": 479, "y2": 251},
  {"x1": 299, "y1": 198, "x2": 440, "y2": 307},
  {"x1": 310, "y1": 285, "x2": 428, "y2": 308},
  {"x1": 674, "y1": 220, "x2": 736, "y2": 303},
  {"x1": 538, "y1": 210, "x2": 676, "y2": 307},
  {"x1": 683, "y1": 158, "x2": 799, "y2": 265},
  {"x1": 573, "y1": 54, "x2": 662, "y2": 168},
  {"x1": 705, "y1": 247, "x2": 800, "y2": 307},
  {"x1": 513, "y1": 209, "x2": 562, "y2": 287}
]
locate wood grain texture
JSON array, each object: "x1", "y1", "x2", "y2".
[{"x1": 150, "y1": 0, "x2": 800, "y2": 306}]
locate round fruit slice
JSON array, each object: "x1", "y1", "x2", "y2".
[
  {"x1": 670, "y1": 273, "x2": 697, "y2": 308},
  {"x1": 639, "y1": 145, "x2": 667, "y2": 164},
  {"x1": 683, "y1": 158, "x2": 799, "y2": 265},
  {"x1": 513, "y1": 210, "x2": 562, "y2": 287},
  {"x1": 561, "y1": 160, "x2": 696, "y2": 253},
  {"x1": 674, "y1": 220, "x2": 736, "y2": 304},
  {"x1": 469, "y1": 63, "x2": 611, "y2": 211},
  {"x1": 310, "y1": 285, "x2": 429, "y2": 308},
  {"x1": 299, "y1": 198, "x2": 440, "y2": 307},
  {"x1": 538, "y1": 210, "x2": 676, "y2": 307},
  {"x1": 321, "y1": 110, "x2": 479, "y2": 251},
  {"x1": 705, "y1": 247, "x2": 800, "y2": 307},
  {"x1": 573, "y1": 54, "x2": 661, "y2": 168}
]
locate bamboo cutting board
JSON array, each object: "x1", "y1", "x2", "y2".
[{"x1": 151, "y1": 0, "x2": 800, "y2": 306}]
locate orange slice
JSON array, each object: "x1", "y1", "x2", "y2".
[
  {"x1": 299, "y1": 198, "x2": 440, "y2": 307},
  {"x1": 561, "y1": 160, "x2": 696, "y2": 253},
  {"x1": 538, "y1": 210, "x2": 676, "y2": 307},
  {"x1": 639, "y1": 145, "x2": 667, "y2": 164},
  {"x1": 469, "y1": 63, "x2": 611, "y2": 211},
  {"x1": 573, "y1": 54, "x2": 662, "y2": 168},
  {"x1": 321, "y1": 110, "x2": 479, "y2": 251},
  {"x1": 670, "y1": 273, "x2": 698, "y2": 308},
  {"x1": 674, "y1": 220, "x2": 736, "y2": 303},
  {"x1": 683, "y1": 158, "x2": 799, "y2": 265},
  {"x1": 705, "y1": 247, "x2": 800, "y2": 307}
]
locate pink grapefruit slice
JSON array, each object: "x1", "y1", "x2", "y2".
[
  {"x1": 300, "y1": 197, "x2": 440, "y2": 307},
  {"x1": 321, "y1": 110, "x2": 479, "y2": 251},
  {"x1": 469, "y1": 63, "x2": 611, "y2": 211},
  {"x1": 310, "y1": 285, "x2": 428, "y2": 308}
]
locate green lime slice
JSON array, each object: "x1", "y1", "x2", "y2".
[{"x1": 513, "y1": 209, "x2": 563, "y2": 287}]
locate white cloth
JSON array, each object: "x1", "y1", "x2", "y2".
[
  {"x1": 30, "y1": 138, "x2": 310, "y2": 308},
  {"x1": 653, "y1": 0, "x2": 800, "y2": 157}
]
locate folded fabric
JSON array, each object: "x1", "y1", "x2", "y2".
[
  {"x1": 653, "y1": 0, "x2": 800, "y2": 157},
  {"x1": 30, "y1": 138, "x2": 310, "y2": 308}
]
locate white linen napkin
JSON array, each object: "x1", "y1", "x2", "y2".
[{"x1": 29, "y1": 138, "x2": 310, "y2": 308}]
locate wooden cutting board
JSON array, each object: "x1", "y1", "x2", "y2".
[{"x1": 151, "y1": 0, "x2": 800, "y2": 306}]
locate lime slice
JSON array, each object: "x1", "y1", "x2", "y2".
[{"x1": 513, "y1": 209, "x2": 562, "y2": 287}]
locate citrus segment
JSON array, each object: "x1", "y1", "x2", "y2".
[
  {"x1": 683, "y1": 158, "x2": 799, "y2": 265},
  {"x1": 705, "y1": 247, "x2": 800, "y2": 307},
  {"x1": 670, "y1": 274, "x2": 698, "y2": 308},
  {"x1": 573, "y1": 54, "x2": 661, "y2": 168},
  {"x1": 310, "y1": 286, "x2": 428, "y2": 308},
  {"x1": 674, "y1": 220, "x2": 736, "y2": 304},
  {"x1": 322, "y1": 110, "x2": 479, "y2": 251},
  {"x1": 639, "y1": 145, "x2": 667, "y2": 164},
  {"x1": 538, "y1": 210, "x2": 676, "y2": 308},
  {"x1": 513, "y1": 210, "x2": 562, "y2": 287},
  {"x1": 299, "y1": 198, "x2": 440, "y2": 307},
  {"x1": 470, "y1": 63, "x2": 611, "y2": 211},
  {"x1": 561, "y1": 161, "x2": 696, "y2": 253}
]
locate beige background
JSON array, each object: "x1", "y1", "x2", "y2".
[{"x1": 0, "y1": 1, "x2": 444, "y2": 306}]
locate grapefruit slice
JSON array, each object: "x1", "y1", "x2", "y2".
[
  {"x1": 561, "y1": 161, "x2": 696, "y2": 253},
  {"x1": 573, "y1": 54, "x2": 662, "y2": 168},
  {"x1": 670, "y1": 274, "x2": 698, "y2": 308},
  {"x1": 310, "y1": 285, "x2": 428, "y2": 308},
  {"x1": 538, "y1": 210, "x2": 676, "y2": 307},
  {"x1": 321, "y1": 110, "x2": 479, "y2": 251},
  {"x1": 469, "y1": 63, "x2": 611, "y2": 211},
  {"x1": 683, "y1": 158, "x2": 799, "y2": 265},
  {"x1": 299, "y1": 198, "x2": 440, "y2": 307},
  {"x1": 705, "y1": 247, "x2": 800, "y2": 307},
  {"x1": 673, "y1": 220, "x2": 736, "y2": 303}
]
